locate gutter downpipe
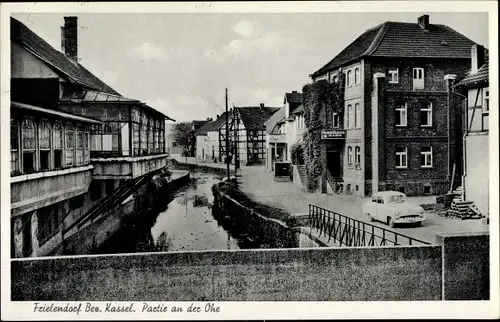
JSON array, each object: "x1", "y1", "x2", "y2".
[
  {"x1": 461, "y1": 95, "x2": 468, "y2": 200},
  {"x1": 452, "y1": 91, "x2": 468, "y2": 200}
]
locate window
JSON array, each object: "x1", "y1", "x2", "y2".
[
  {"x1": 11, "y1": 119, "x2": 19, "y2": 174},
  {"x1": 395, "y1": 103, "x2": 407, "y2": 127},
  {"x1": 347, "y1": 70, "x2": 352, "y2": 87},
  {"x1": 483, "y1": 88, "x2": 489, "y2": 113},
  {"x1": 76, "y1": 125, "x2": 84, "y2": 166},
  {"x1": 346, "y1": 105, "x2": 352, "y2": 128},
  {"x1": 140, "y1": 121, "x2": 147, "y2": 155},
  {"x1": 39, "y1": 120, "x2": 51, "y2": 171},
  {"x1": 132, "y1": 123, "x2": 140, "y2": 156},
  {"x1": 389, "y1": 68, "x2": 399, "y2": 83},
  {"x1": 297, "y1": 115, "x2": 305, "y2": 129},
  {"x1": 395, "y1": 147, "x2": 408, "y2": 168},
  {"x1": 355, "y1": 146, "x2": 361, "y2": 165},
  {"x1": 22, "y1": 117, "x2": 36, "y2": 173},
  {"x1": 333, "y1": 113, "x2": 340, "y2": 128},
  {"x1": 103, "y1": 122, "x2": 119, "y2": 152},
  {"x1": 420, "y1": 146, "x2": 433, "y2": 168},
  {"x1": 153, "y1": 126, "x2": 159, "y2": 154},
  {"x1": 413, "y1": 67, "x2": 424, "y2": 90},
  {"x1": 65, "y1": 122, "x2": 75, "y2": 166},
  {"x1": 354, "y1": 68, "x2": 360, "y2": 85},
  {"x1": 84, "y1": 131, "x2": 90, "y2": 164},
  {"x1": 53, "y1": 121, "x2": 63, "y2": 169},
  {"x1": 347, "y1": 146, "x2": 353, "y2": 165},
  {"x1": 159, "y1": 128, "x2": 165, "y2": 153},
  {"x1": 90, "y1": 124, "x2": 103, "y2": 151},
  {"x1": 147, "y1": 117, "x2": 154, "y2": 154},
  {"x1": 354, "y1": 103, "x2": 361, "y2": 128},
  {"x1": 420, "y1": 102, "x2": 432, "y2": 127}
]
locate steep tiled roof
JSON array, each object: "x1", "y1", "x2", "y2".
[
  {"x1": 195, "y1": 112, "x2": 229, "y2": 136},
  {"x1": 284, "y1": 92, "x2": 302, "y2": 104},
  {"x1": 237, "y1": 106, "x2": 280, "y2": 130},
  {"x1": 11, "y1": 17, "x2": 120, "y2": 95},
  {"x1": 313, "y1": 24, "x2": 383, "y2": 77},
  {"x1": 455, "y1": 50, "x2": 489, "y2": 88},
  {"x1": 312, "y1": 20, "x2": 477, "y2": 77},
  {"x1": 264, "y1": 106, "x2": 286, "y2": 134},
  {"x1": 192, "y1": 120, "x2": 209, "y2": 129}
]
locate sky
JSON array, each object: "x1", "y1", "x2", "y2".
[{"x1": 13, "y1": 12, "x2": 489, "y2": 122}]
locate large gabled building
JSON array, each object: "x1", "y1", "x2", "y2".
[
  {"x1": 310, "y1": 14, "x2": 479, "y2": 196},
  {"x1": 196, "y1": 105, "x2": 279, "y2": 165},
  {"x1": 10, "y1": 16, "x2": 174, "y2": 258}
]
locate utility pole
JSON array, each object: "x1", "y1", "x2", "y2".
[
  {"x1": 233, "y1": 104, "x2": 239, "y2": 183},
  {"x1": 225, "y1": 88, "x2": 230, "y2": 181}
]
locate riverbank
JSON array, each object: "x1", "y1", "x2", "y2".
[
  {"x1": 63, "y1": 169, "x2": 190, "y2": 256},
  {"x1": 212, "y1": 179, "x2": 319, "y2": 249}
]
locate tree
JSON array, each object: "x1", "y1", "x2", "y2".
[{"x1": 172, "y1": 122, "x2": 195, "y2": 157}]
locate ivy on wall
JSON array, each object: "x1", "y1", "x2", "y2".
[
  {"x1": 290, "y1": 141, "x2": 304, "y2": 165},
  {"x1": 302, "y1": 76, "x2": 345, "y2": 191}
]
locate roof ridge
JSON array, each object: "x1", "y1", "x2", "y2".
[
  {"x1": 11, "y1": 17, "x2": 121, "y2": 96},
  {"x1": 440, "y1": 24, "x2": 477, "y2": 45},
  {"x1": 362, "y1": 21, "x2": 390, "y2": 57},
  {"x1": 311, "y1": 22, "x2": 385, "y2": 76}
]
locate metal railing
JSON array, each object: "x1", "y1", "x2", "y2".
[
  {"x1": 62, "y1": 173, "x2": 152, "y2": 236},
  {"x1": 308, "y1": 205, "x2": 431, "y2": 247}
]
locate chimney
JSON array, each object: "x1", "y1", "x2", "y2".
[
  {"x1": 471, "y1": 44, "x2": 485, "y2": 73},
  {"x1": 417, "y1": 14, "x2": 430, "y2": 31},
  {"x1": 216, "y1": 114, "x2": 220, "y2": 119},
  {"x1": 260, "y1": 103, "x2": 265, "y2": 109},
  {"x1": 444, "y1": 74, "x2": 457, "y2": 92},
  {"x1": 63, "y1": 16, "x2": 78, "y2": 62}
]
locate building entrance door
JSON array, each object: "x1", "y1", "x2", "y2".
[{"x1": 327, "y1": 150, "x2": 342, "y2": 178}]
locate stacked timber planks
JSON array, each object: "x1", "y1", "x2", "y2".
[{"x1": 447, "y1": 200, "x2": 482, "y2": 220}]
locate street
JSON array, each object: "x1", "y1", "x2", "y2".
[
  {"x1": 238, "y1": 166, "x2": 489, "y2": 245},
  {"x1": 169, "y1": 156, "x2": 489, "y2": 245}
]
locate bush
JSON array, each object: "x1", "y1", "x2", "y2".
[
  {"x1": 302, "y1": 77, "x2": 345, "y2": 192},
  {"x1": 290, "y1": 142, "x2": 305, "y2": 165}
]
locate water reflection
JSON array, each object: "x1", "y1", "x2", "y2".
[
  {"x1": 96, "y1": 172, "x2": 242, "y2": 254},
  {"x1": 149, "y1": 173, "x2": 240, "y2": 252}
]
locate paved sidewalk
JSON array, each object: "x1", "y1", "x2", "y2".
[{"x1": 238, "y1": 166, "x2": 489, "y2": 245}]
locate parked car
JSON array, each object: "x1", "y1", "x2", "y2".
[{"x1": 363, "y1": 191, "x2": 426, "y2": 228}]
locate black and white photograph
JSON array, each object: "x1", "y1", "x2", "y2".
[{"x1": 1, "y1": 1, "x2": 498, "y2": 320}]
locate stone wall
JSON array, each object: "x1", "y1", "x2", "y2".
[
  {"x1": 11, "y1": 245, "x2": 442, "y2": 301},
  {"x1": 12, "y1": 232, "x2": 489, "y2": 302}
]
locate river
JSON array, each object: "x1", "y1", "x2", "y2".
[{"x1": 95, "y1": 172, "x2": 247, "y2": 254}]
